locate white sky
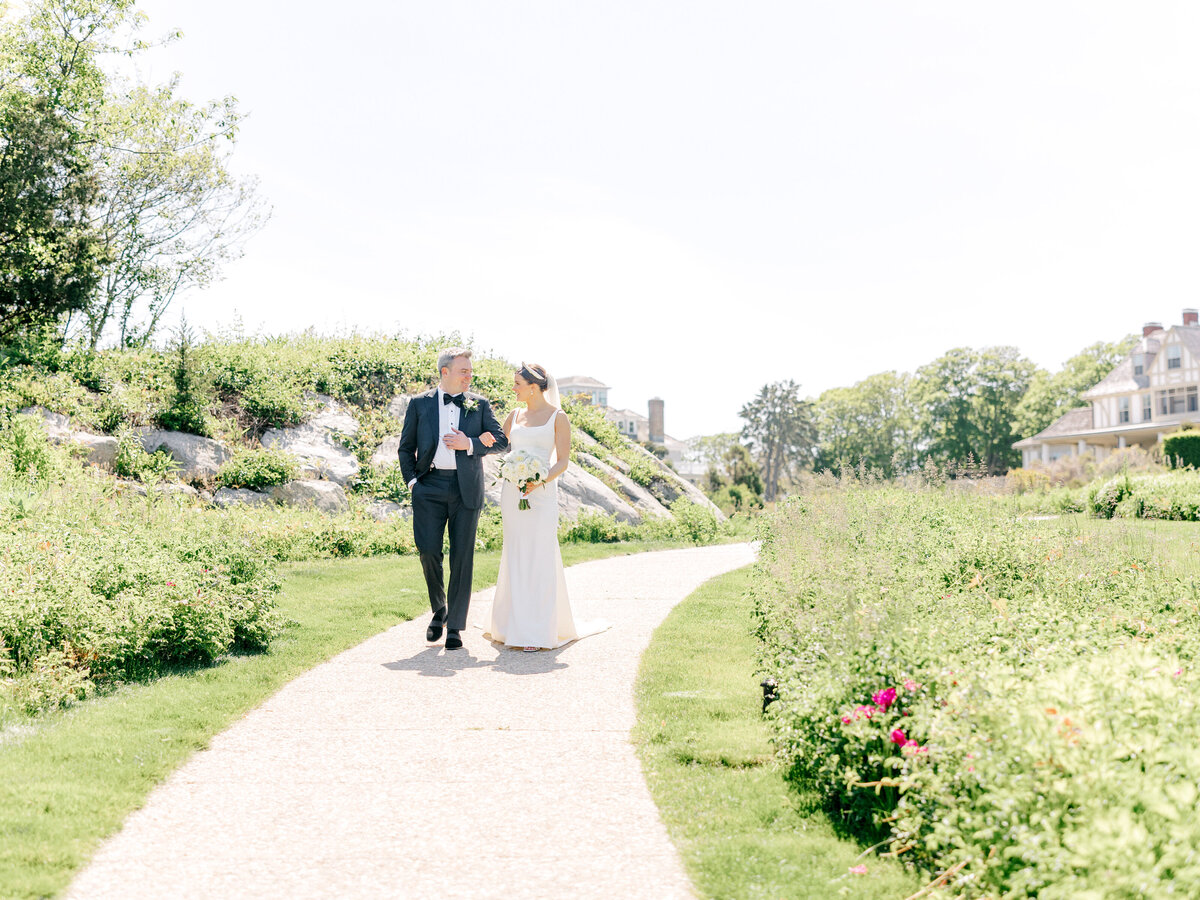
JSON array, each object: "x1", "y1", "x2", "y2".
[{"x1": 120, "y1": 0, "x2": 1200, "y2": 437}]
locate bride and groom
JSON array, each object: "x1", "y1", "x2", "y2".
[{"x1": 397, "y1": 347, "x2": 606, "y2": 652}]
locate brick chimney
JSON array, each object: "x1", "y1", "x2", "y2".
[
  {"x1": 1185, "y1": 309, "x2": 1199, "y2": 327},
  {"x1": 648, "y1": 398, "x2": 665, "y2": 445},
  {"x1": 1144, "y1": 321, "x2": 1164, "y2": 337}
]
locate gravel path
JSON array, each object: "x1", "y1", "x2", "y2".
[{"x1": 65, "y1": 543, "x2": 757, "y2": 900}]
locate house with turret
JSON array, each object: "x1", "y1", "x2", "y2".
[{"x1": 1014, "y1": 309, "x2": 1200, "y2": 466}]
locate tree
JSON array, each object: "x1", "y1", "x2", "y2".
[
  {"x1": 0, "y1": 4, "x2": 105, "y2": 337},
  {"x1": 1, "y1": 0, "x2": 266, "y2": 347},
  {"x1": 739, "y1": 380, "x2": 818, "y2": 501},
  {"x1": 814, "y1": 371, "x2": 916, "y2": 476},
  {"x1": 691, "y1": 432, "x2": 764, "y2": 494},
  {"x1": 78, "y1": 78, "x2": 266, "y2": 348},
  {"x1": 1013, "y1": 338, "x2": 1137, "y2": 439},
  {"x1": 911, "y1": 346, "x2": 1035, "y2": 474}
]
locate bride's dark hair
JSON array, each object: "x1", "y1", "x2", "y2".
[{"x1": 516, "y1": 362, "x2": 549, "y2": 391}]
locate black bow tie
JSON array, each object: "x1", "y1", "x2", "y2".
[{"x1": 443, "y1": 393, "x2": 464, "y2": 409}]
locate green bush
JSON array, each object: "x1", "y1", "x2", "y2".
[
  {"x1": 1162, "y1": 430, "x2": 1200, "y2": 469},
  {"x1": 0, "y1": 414, "x2": 58, "y2": 480},
  {"x1": 113, "y1": 428, "x2": 178, "y2": 483},
  {"x1": 754, "y1": 483, "x2": 1200, "y2": 897},
  {"x1": 1088, "y1": 472, "x2": 1131, "y2": 518},
  {"x1": 216, "y1": 448, "x2": 299, "y2": 490},
  {"x1": 560, "y1": 510, "x2": 636, "y2": 543}
]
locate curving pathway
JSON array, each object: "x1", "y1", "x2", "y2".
[{"x1": 65, "y1": 543, "x2": 757, "y2": 900}]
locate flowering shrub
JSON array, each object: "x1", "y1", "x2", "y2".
[{"x1": 755, "y1": 483, "x2": 1200, "y2": 897}]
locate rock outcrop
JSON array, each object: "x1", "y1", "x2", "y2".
[
  {"x1": 481, "y1": 454, "x2": 641, "y2": 523},
  {"x1": 19, "y1": 406, "x2": 119, "y2": 470},
  {"x1": 137, "y1": 429, "x2": 231, "y2": 482},
  {"x1": 270, "y1": 479, "x2": 349, "y2": 515},
  {"x1": 261, "y1": 395, "x2": 360, "y2": 485},
  {"x1": 213, "y1": 487, "x2": 274, "y2": 509}
]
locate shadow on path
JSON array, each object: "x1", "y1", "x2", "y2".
[{"x1": 382, "y1": 645, "x2": 569, "y2": 677}]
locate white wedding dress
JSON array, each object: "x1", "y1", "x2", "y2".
[{"x1": 482, "y1": 410, "x2": 609, "y2": 649}]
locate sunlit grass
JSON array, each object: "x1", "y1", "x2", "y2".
[{"x1": 633, "y1": 566, "x2": 921, "y2": 899}]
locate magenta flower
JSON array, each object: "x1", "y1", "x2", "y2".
[
  {"x1": 841, "y1": 716, "x2": 852, "y2": 725},
  {"x1": 166, "y1": 581, "x2": 176, "y2": 588},
  {"x1": 891, "y1": 729, "x2": 907, "y2": 745},
  {"x1": 873, "y1": 687, "x2": 897, "y2": 711}
]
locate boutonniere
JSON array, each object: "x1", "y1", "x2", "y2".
[{"x1": 463, "y1": 396, "x2": 480, "y2": 415}]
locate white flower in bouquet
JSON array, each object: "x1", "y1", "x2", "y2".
[{"x1": 498, "y1": 450, "x2": 548, "y2": 510}]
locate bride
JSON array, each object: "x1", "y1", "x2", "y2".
[{"x1": 479, "y1": 363, "x2": 608, "y2": 651}]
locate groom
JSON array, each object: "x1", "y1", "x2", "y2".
[{"x1": 398, "y1": 348, "x2": 509, "y2": 650}]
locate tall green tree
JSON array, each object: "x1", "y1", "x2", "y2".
[
  {"x1": 814, "y1": 370, "x2": 916, "y2": 476},
  {"x1": 0, "y1": 0, "x2": 266, "y2": 347},
  {"x1": 911, "y1": 346, "x2": 1035, "y2": 474},
  {"x1": 739, "y1": 380, "x2": 817, "y2": 501},
  {"x1": 0, "y1": 0, "x2": 106, "y2": 338},
  {"x1": 1013, "y1": 337, "x2": 1137, "y2": 440}
]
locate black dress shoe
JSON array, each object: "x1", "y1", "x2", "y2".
[
  {"x1": 426, "y1": 622, "x2": 443, "y2": 642},
  {"x1": 445, "y1": 631, "x2": 463, "y2": 650}
]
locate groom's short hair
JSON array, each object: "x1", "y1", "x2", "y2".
[{"x1": 437, "y1": 347, "x2": 472, "y2": 375}]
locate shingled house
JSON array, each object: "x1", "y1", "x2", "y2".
[{"x1": 1014, "y1": 310, "x2": 1200, "y2": 466}]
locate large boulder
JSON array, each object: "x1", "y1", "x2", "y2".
[
  {"x1": 481, "y1": 455, "x2": 641, "y2": 524},
  {"x1": 137, "y1": 429, "x2": 231, "y2": 482},
  {"x1": 18, "y1": 406, "x2": 71, "y2": 439},
  {"x1": 306, "y1": 394, "x2": 361, "y2": 436},
  {"x1": 365, "y1": 499, "x2": 411, "y2": 521},
  {"x1": 575, "y1": 451, "x2": 672, "y2": 521},
  {"x1": 371, "y1": 435, "x2": 402, "y2": 469},
  {"x1": 262, "y1": 396, "x2": 360, "y2": 486},
  {"x1": 386, "y1": 394, "x2": 412, "y2": 421},
  {"x1": 212, "y1": 487, "x2": 274, "y2": 509},
  {"x1": 71, "y1": 433, "x2": 119, "y2": 470},
  {"x1": 271, "y1": 479, "x2": 349, "y2": 515}
]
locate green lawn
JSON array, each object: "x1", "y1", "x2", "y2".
[
  {"x1": 633, "y1": 566, "x2": 922, "y2": 900},
  {"x1": 0, "y1": 540, "x2": 678, "y2": 900}
]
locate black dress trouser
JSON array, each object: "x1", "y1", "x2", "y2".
[{"x1": 411, "y1": 470, "x2": 481, "y2": 633}]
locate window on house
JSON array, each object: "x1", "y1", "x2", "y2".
[
  {"x1": 1191, "y1": 386, "x2": 1199, "y2": 413},
  {"x1": 1119, "y1": 397, "x2": 1130, "y2": 423},
  {"x1": 1143, "y1": 394, "x2": 1153, "y2": 421},
  {"x1": 1167, "y1": 344, "x2": 1182, "y2": 369},
  {"x1": 1133, "y1": 354, "x2": 1145, "y2": 376},
  {"x1": 1158, "y1": 388, "x2": 1189, "y2": 415}
]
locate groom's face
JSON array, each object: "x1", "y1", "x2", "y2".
[{"x1": 442, "y1": 356, "x2": 473, "y2": 393}]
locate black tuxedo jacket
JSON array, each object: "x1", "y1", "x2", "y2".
[{"x1": 397, "y1": 389, "x2": 509, "y2": 509}]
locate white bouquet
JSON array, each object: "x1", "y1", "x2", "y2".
[{"x1": 497, "y1": 450, "x2": 548, "y2": 510}]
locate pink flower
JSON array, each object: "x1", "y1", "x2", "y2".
[
  {"x1": 903, "y1": 679, "x2": 919, "y2": 692},
  {"x1": 853, "y1": 705, "x2": 876, "y2": 720},
  {"x1": 901, "y1": 739, "x2": 928, "y2": 755},
  {"x1": 841, "y1": 716, "x2": 852, "y2": 725},
  {"x1": 891, "y1": 729, "x2": 907, "y2": 745},
  {"x1": 849, "y1": 864, "x2": 867, "y2": 875},
  {"x1": 1174, "y1": 668, "x2": 1184, "y2": 678},
  {"x1": 873, "y1": 687, "x2": 897, "y2": 710},
  {"x1": 166, "y1": 581, "x2": 176, "y2": 587}
]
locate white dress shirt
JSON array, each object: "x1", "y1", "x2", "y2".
[
  {"x1": 433, "y1": 387, "x2": 462, "y2": 470},
  {"x1": 409, "y1": 388, "x2": 474, "y2": 488}
]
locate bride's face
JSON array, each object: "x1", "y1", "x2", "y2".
[{"x1": 513, "y1": 373, "x2": 539, "y2": 404}]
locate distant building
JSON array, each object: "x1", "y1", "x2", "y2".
[
  {"x1": 560, "y1": 376, "x2": 707, "y2": 484},
  {"x1": 557, "y1": 376, "x2": 609, "y2": 408},
  {"x1": 1014, "y1": 309, "x2": 1200, "y2": 466}
]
